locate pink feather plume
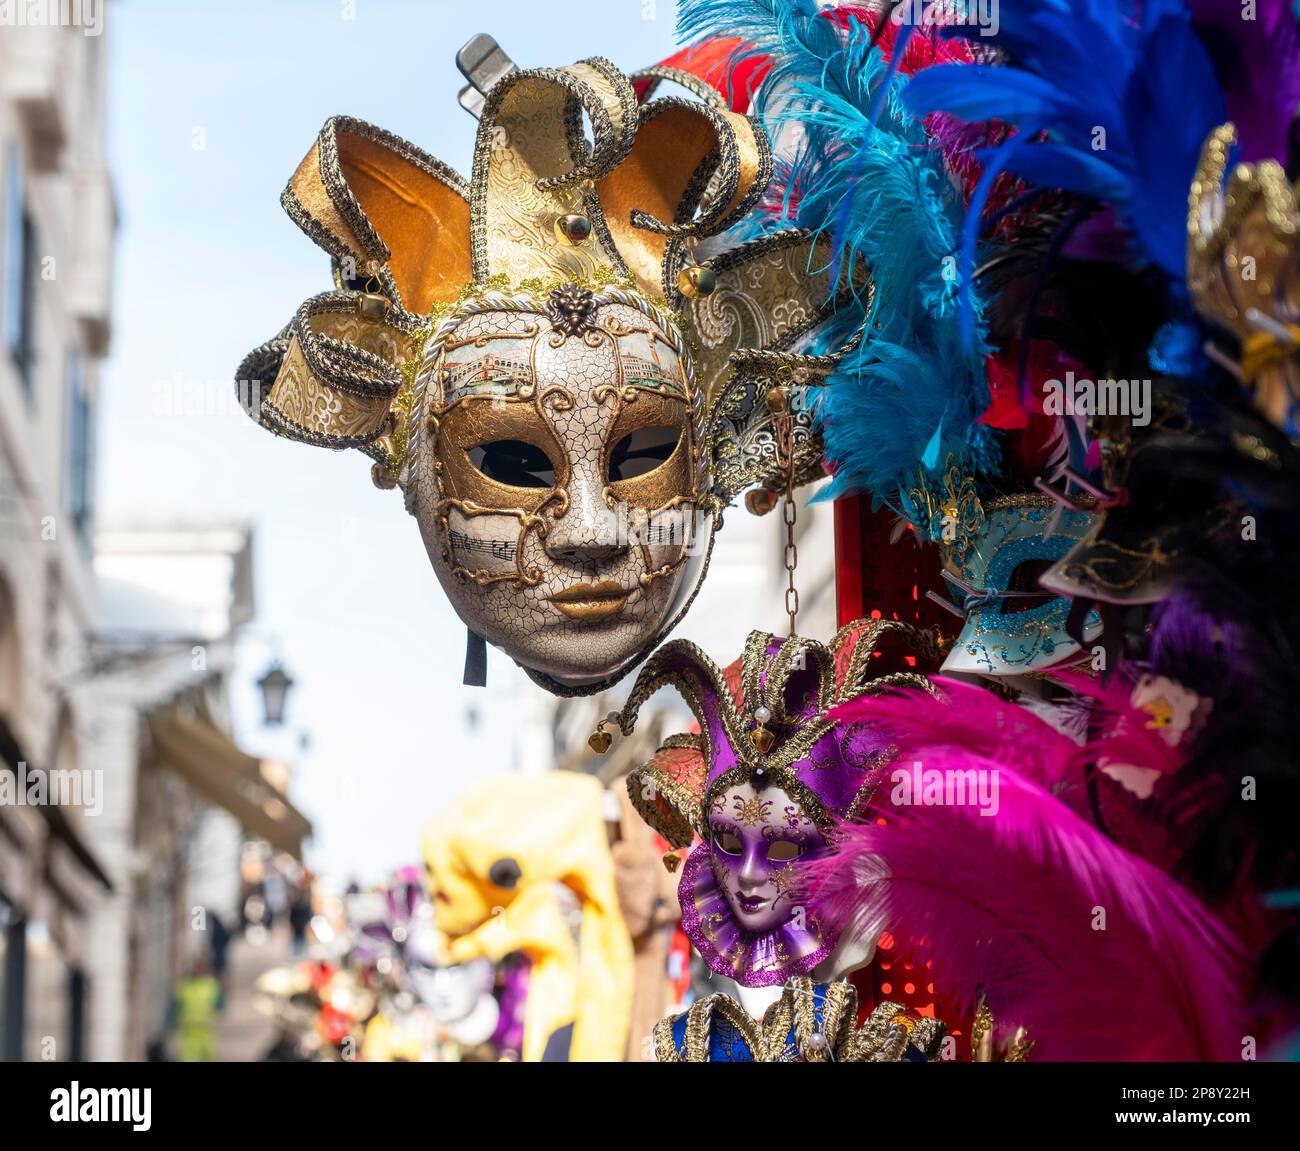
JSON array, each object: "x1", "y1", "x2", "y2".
[
  {"x1": 803, "y1": 694, "x2": 1246, "y2": 1059},
  {"x1": 835, "y1": 674, "x2": 1185, "y2": 793}
]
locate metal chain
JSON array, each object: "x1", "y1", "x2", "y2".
[{"x1": 777, "y1": 406, "x2": 799, "y2": 637}]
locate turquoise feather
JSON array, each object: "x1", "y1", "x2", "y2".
[{"x1": 677, "y1": 0, "x2": 999, "y2": 525}]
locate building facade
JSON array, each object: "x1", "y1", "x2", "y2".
[
  {"x1": 0, "y1": 15, "x2": 116, "y2": 1062},
  {"x1": 88, "y1": 519, "x2": 308, "y2": 1061}
]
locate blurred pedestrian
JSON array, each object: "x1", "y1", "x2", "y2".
[
  {"x1": 263, "y1": 863, "x2": 287, "y2": 931},
  {"x1": 207, "y1": 910, "x2": 232, "y2": 989},
  {"x1": 167, "y1": 957, "x2": 225, "y2": 1062},
  {"x1": 288, "y1": 878, "x2": 313, "y2": 956}
]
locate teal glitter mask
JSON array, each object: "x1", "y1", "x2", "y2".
[{"x1": 939, "y1": 495, "x2": 1101, "y2": 676}]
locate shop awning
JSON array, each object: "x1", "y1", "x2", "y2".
[{"x1": 148, "y1": 710, "x2": 312, "y2": 859}]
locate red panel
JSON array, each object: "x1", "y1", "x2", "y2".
[
  {"x1": 837, "y1": 495, "x2": 969, "y2": 1056},
  {"x1": 833, "y1": 494, "x2": 948, "y2": 633},
  {"x1": 850, "y1": 942, "x2": 975, "y2": 1062}
]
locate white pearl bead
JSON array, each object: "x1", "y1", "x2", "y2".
[{"x1": 755, "y1": 706, "x2": 771, "y2": 724}]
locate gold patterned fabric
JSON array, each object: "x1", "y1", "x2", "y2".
[
  {"x1": 472, "y1": 62, "x2": 637, "y2": 284},
  {"x1": 653, "y1": 978, "x2": 947, "y2": 1062},
  {"x1": 236, "y1": 55, "x2": 865, "y2": 495},
  {"x1": 256, "y1": 293, "x2": 418, "y2": 455}
]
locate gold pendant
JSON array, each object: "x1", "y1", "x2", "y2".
[{"x1": 356, "y1": 291, "x2": 391, "y2": 321}]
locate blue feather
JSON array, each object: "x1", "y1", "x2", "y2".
[
  {"x1": 979, "y1": 143, "x2": 1130, "y2": 203},
  {"x1": 678, "y1": 0, "x2": 1000, "y2": 521},
  {"x1": 900, "y1": 0, "x2": 1225, "y2": 280}
]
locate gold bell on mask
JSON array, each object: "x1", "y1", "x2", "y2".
[{"x1": 677, "y1": 263, "x2": 717, "y2": 297}]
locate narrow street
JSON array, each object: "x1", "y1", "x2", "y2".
[{"x1": 215, "y1": 927, "x2": 295, "y2": 1062}]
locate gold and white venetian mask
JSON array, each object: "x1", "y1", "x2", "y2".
[
  {"x1": 237, "y1": 55, "x2": 867, "y2": 692},
  {"x1": 408, "y1": 287, "x2": 702, "y2": 684}
]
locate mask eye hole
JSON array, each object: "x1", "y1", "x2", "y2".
[
  {"x1": 999, "y1": 558, "x2": 1056, "y2": 614},
  {"x1": 712, "y1": 830, "x2": 743, "y2": 856},
  {"x1": 767, "y1": 840, "x2": 804, "y2": 863},
  {"x1": 467, "y1": 440, "x2": 556, "y2": 488},
  {"x1": 608, "y1": 425, "x2": 680, "y2": 482}
]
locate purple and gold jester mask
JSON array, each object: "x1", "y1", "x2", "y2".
[
  {"x1": 236, "y1": 52, "x2": 869, "y2": 693},
  {"x1": 613, "y1": 620, "x2": 940, "y2": 987}
]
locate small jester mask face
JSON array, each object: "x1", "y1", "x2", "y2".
[
  {"x1": 620, "y1": 623, "x2": 940, "y2": 986},
  {"x1": 706, "y1": 782, "x2": 826, "y2": 935},
  {"x1": 410, "y1": 288, "x2": 705, "y2": 687},
  {"x1": 940, "y1": 495, "x2": 1102, "y2": 676}
]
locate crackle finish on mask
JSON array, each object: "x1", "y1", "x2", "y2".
[
  {"x1": 241, "y1": 56, "x2": 869, "y2": 693},
  {"x1": 412, "y1": 300, "x2": 703, "y2": 682}
]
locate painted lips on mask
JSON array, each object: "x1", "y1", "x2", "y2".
[{"x1": 548, "y1": 580, "x2": 632, "y2": 622}]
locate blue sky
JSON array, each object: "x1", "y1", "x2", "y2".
[{"x1": 99, "y1": 0, "x2": 711, "y2": 881}]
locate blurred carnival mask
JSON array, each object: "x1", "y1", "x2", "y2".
[
  {"x1": 421, "y1": 771, "x2": 632, "y2": 1062},
  {"x1": 237, "y1": 49, "x2": 867, "y2": 693},
  {"x1": 609, "y1": 620, "x2": 939, "y2": 987},
  {"x1": 1188, "y1": 123, "x2": 1300, "y2": 440},
  {"x1": 1042, "y1": 115, "x2": 1300, "y2": 616},
  {"x1": 344, "y1": 867, "x2": 426, "y2": 971}
]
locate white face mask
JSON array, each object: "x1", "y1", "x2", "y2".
[
  {"x1": 240, "y1": 75, "x2": 852, "y2": 694},
  {"x1": 410, "y1": 293, "x2": 705, "y2": 685}
]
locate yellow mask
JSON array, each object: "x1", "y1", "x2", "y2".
[{"x1": 421, "y1": 772, "x2": 633, "y2": 1061}]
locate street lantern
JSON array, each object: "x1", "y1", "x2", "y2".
[{"x1": 257, "y1": 662, "x2": 294, "y2": 726}]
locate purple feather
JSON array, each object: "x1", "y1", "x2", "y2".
[{"x1": 1189, "y1": 0, "x2": 1300, "y2": 164}]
